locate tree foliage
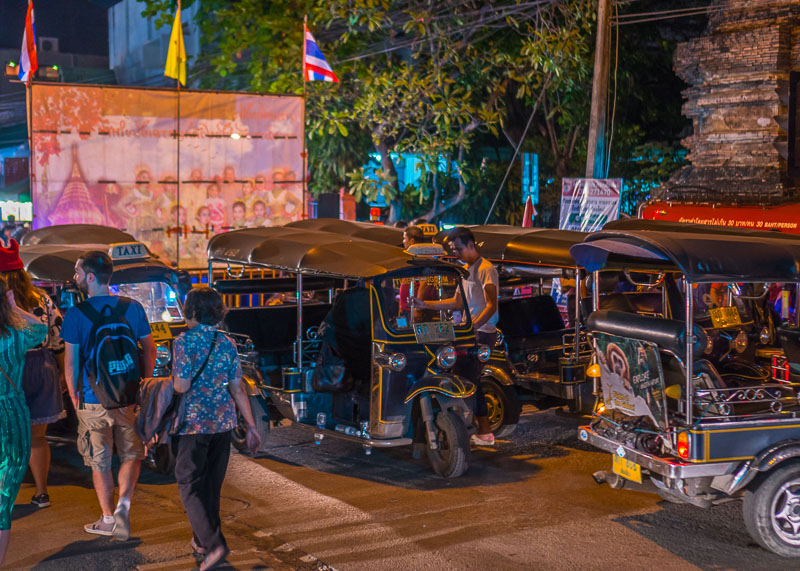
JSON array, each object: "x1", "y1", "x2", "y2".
[{"x1": 141, "y1": 0, "x2": 697, "y2": 225}]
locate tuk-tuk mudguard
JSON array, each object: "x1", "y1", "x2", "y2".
[
  {"x1": 726, "y1": 440, "x2": 800, "y2": 494},
  {"x1": 479, "y1": 364, "x2": 514, "y2": 387},
  {"x1": 403, "y1": 375, "x2": 476, "y2": 404}
]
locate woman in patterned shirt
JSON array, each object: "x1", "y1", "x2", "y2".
[
  {"x1": 172, "y1": 287, "x2": 261, "y2": 570},
  {"x1": 0, "y1": 240, "x2": 64, "y2": 509}
]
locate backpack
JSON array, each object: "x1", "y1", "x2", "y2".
[{"x1": 77, "y1": 297, "x2": 142, "y2": 409}]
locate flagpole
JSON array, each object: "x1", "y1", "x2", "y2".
[
  {"x1": 26, "y1": 82, "x2": 33, "y2": 228},
  {"x1": 175, "y1": 0, "x2": 182, "y2": 268},
  {"x1": 302, "y1": 15, "x2": 307, "y2": 220}
]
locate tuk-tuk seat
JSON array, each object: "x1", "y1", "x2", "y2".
[
  {"x1": 580, "y1": 294, "x2": 637, "y2": 320},
  {"x1": 319, "y1": 287, "x2": 372, "y2": 394},
  {"x1": 622, "y1": 292, "x2": 663, "y2": 316},
  {"x1": 498, "y1": 294, "x2": 565, "y2": 338},
  {"x1": 223, "y1": 303, "x2": 332, "y2": 353}
]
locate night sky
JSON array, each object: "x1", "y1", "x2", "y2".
[{"x1": 0, "y1": 0, "x2": 109, "y2": 55}]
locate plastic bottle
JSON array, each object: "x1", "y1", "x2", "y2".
[{"x1": 314, "y1": 412, "x2": 326, "y2": 445}]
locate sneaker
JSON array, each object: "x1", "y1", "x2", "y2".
[
  {"x1": 112, "y1": 503, "x2": 130, "y2": 540},
  {"x1": 84, "y1": 517, "x2": 114, "y2": 536},
  {"x1": 470, "y1": 433, "x2": 496, "y2": 446},
  {"x1": 31, "y1": 493, "x2": 51, "y2": 508}
]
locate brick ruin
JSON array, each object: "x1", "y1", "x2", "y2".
[{"x1": 664, "y1": 0, "x2": 800, "y2": 202}]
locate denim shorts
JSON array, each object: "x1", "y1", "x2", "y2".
[{"x1": 77, "y1": 403, "x2": 144, "y2": 471}]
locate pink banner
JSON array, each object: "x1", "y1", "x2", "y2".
[{"x1": 30, "y1": 84, "x2": 305, "y2": 268}]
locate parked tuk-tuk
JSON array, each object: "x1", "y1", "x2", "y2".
[
  {"x1": 571, "y1": 225, "x2": 800, "y2": 557},
  {"x1": 208, "y1": 226, "x2": 487, "y2": 478}
]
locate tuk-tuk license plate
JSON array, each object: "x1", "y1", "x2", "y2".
[
  {"x1": 612, "y1": 454, "x2": 642, "y2": 484},
  {"x1": 709, "y1": 306, "x2": 742, "y2": 328},
  {"x1": 413, "y1": 321, "x2": 455, "y2": 344}
]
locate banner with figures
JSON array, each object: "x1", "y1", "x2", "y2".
[
  {"x1": 29, "y1": 83, "x2": 304, "y2": 268},
  {"x1": 559, "y1": 178, "x2": 621, "y2": 232}
]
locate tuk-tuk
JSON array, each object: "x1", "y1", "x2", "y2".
[
  {"x1": 208, "y1": 226, "x2": 486, "y2": 478},
  {"x1": 571, "y1": 225, "x2": 800, "y2": 557}
]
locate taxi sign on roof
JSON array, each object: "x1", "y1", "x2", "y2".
[
  {"x1": 416, "y1": 223, "x2": 438, "y2": 237},
  {"x1": 109, "y1": 242, "x2": 149, "y2": 261}
]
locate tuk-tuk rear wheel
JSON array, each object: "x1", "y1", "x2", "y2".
[
  {"x1": 426, "y1": 410, "x2": 470, "y2": 478},
  {"x1": 481, "y1": 377, "x2": 521, "y2": 438},
  {"x1": 743, "y1": 460, "x2": 800, "y2": 557}
]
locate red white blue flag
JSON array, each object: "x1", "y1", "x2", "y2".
[
  {"x1": 303, "y1": 26, "x2": 338, "y2": 83},
  {"x1": 19, "y1": 0, "x2": 38, "y2": 83}
]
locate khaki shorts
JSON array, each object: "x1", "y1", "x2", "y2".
[{"x1": 77, "y1": 404, "x2": 144, "y2": 471}]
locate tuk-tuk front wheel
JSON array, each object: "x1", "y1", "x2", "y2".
[
  {"x1": 743, "y1": 461, "x2": 800, "y2": 557},
  {"x1": 481, "y1": 377, "x2": 521, "y2": 438},
  {"x1": 426, "y1": 410, "x2": 470, "y2": 478}
]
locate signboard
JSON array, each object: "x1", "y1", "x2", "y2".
[
  {"x1": 641, "y1": 200, "x2": 800, "y2": 235},
  {"x1": 30, "y1": 83, "x2": 304, "y2": 268},
  {"x1": 559, "y1": 178, "x2": 621, "y2": 231},
  {"x1": 521, "y1": 152, "x2": 538, "y2": 205},
  {"x1": 593, "y1": 332, "x2": 667, "y2": 429}
]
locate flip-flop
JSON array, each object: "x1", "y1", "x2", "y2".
[
  {"x1": 199, "y1": 545, "x2": 229, "y2": 571},
  {"x1": 191, "y1": 537, "x2": 207, "y2": 555}
]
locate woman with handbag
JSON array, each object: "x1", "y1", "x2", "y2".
[
  {"x1": 0, "y1": 240, "x2": 65, "y2": 509},
  {"x1": 0, "y1": 277, "x2": 49, "y2": 566},
  {"x1": 172, "y1": 287, "x2": 261, "y2": 571}
]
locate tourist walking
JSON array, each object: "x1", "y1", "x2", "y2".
[
  {"x1": 172, "y1": 287, "x2": 261, "y2": 570},
  {"x1": 0, "y1": 278, "x2": 49, "y2": 566},
  {"x1": 61, "y1": 250, "x2": 156, "y2": 540},
  {"x1": 0, "y1": 240, "x2": 65, "y2": 508}
]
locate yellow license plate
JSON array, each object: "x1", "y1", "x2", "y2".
[
  {"x1": 612, "y1": 454, "x2": 642, "y2": 483},
  {"x1": 150, "y1": 322, "x2": 173, "y2": 341},
  {"x1": 709, "y1": 306, "x2": 742, "y2": 328}
]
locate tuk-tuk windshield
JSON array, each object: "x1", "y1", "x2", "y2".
[
  {"x1": 380, "y1": 272, "x2": 468, "y2": 332},
  {"x1": 109, "y1": 281, "x2": 184, "y2": 324}
]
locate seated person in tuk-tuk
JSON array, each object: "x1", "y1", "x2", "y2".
[{"x1": 315, "y1": 284, "x2": 372, "y2": 392}]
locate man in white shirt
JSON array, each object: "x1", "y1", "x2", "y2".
[{"x1": 412, "y1": 226, "x2": 498, "y2": 445}]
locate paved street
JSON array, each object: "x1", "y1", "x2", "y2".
[{"x1": 5, "y1": 406, "x2": 795, "y2": 570}]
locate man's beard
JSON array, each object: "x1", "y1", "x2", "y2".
[{"x1": 76, "y1": 278, "x2": 88, "y2": 295}]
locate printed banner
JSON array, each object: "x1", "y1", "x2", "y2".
[
  {"x1": 559, "y1": 178, "x2": 621, "y2": 231},
  {"x1": 30, "y1": 84, "x2": 304, "y2": 268},
  {"x1": 593, "y1": 332, "x2": 667, "y2": 428}
]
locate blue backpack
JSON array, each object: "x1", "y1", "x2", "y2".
[{"x1": 77, "y1": 297, "x2": 142, "y2": 409}]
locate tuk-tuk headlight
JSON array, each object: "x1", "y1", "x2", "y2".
[
  {"x1": 476, "y1": 344, "x2": 491, "y2": 362},
  {"x1": 155, "y1": 343, "x2": 171, "y2": 367},
  {"x1": 388, "y1": 353, "x2": 407, "y2": 371},
  {"x1": 734, "y1": 330, "x2": 748, "y2": 354},
  {"x1": 759, "y1": 327, "x2": 771, "y2": 345},
  {"x1": 375, "y1": 352, "x2": 407, "y2": 371},
  {"x1": 436, "y1": 345, "x2": 457, "y2": 369}
]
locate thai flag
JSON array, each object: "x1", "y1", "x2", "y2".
[
  {"x1": 19, "y1": 1, "x2": 38, "y2": 83},
  {"x1": 304, "y1": 26, "x2": 338, "y2": 83}
]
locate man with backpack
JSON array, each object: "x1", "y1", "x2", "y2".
[{"x1": 62, "y1": 250, "x2": 156, "y2": 540}]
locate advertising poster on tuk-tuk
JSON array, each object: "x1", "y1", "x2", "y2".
[
  {"x1": 593, "y1": 332, "x2": 667, "y2": 428},
  {"x1": 29, "y1": 83, "x2": 304, "y2": 268}
]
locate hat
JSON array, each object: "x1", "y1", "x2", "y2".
[{"x1": 0, "y1": 240, "x2": 24, "y2": 272}]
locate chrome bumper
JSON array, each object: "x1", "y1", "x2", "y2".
[
  {"x1": 291, "y1": 421, "x2": 413, "y2": 447},
  {"x1": 578, "y1": 426, "x2": 740, "y2": 479}
]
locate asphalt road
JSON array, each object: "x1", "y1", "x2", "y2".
[{"x1": 5, "y1": 406, "x2": 797, "y2": 570}]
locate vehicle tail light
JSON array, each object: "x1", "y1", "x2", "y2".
[{"x1": 677, "y1": 431, "x2": 690, "y2": 460}]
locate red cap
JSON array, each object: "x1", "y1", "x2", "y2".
[{"x1": 0, "y1": 240, "x2": 24, "y2": 272}]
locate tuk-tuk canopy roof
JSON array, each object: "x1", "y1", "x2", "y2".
[
  {"x1": 20, "y1": 243, "x2": 172, "y2": 283},
  {"x1": 570, "y1": 227, "x2": 800, "y2": 283},
  {"x1": 207, "y1": 226, "x2": 458, "y2": 279},
  {"x1": 434, "y1": 225, "x2": 588, "y2": 268},
  {"x1": 285, "y1": 219, "x2": 404, "y2": 247},
  {"x1": 603, "y1": 217, "x2": 800, "y2": 239},
  {"x1": 21, "y1": 224, "x2": 137, "y2": 246}
]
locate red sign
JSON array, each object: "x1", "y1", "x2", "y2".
[{"x1": 641, "y1": 201, "x2": 800, "y2": 235}]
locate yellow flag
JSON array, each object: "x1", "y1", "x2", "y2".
[{"x1": 164, "y1": 7, "x2": 186, "y2": 85}]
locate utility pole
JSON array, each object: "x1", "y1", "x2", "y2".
[{"x1": 586, "y1": 0, "x2": 612, "y2": 178}]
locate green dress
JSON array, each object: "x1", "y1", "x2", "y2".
[{"x1": 0, "y1": 321, "x2": 47, "y2": 530}]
